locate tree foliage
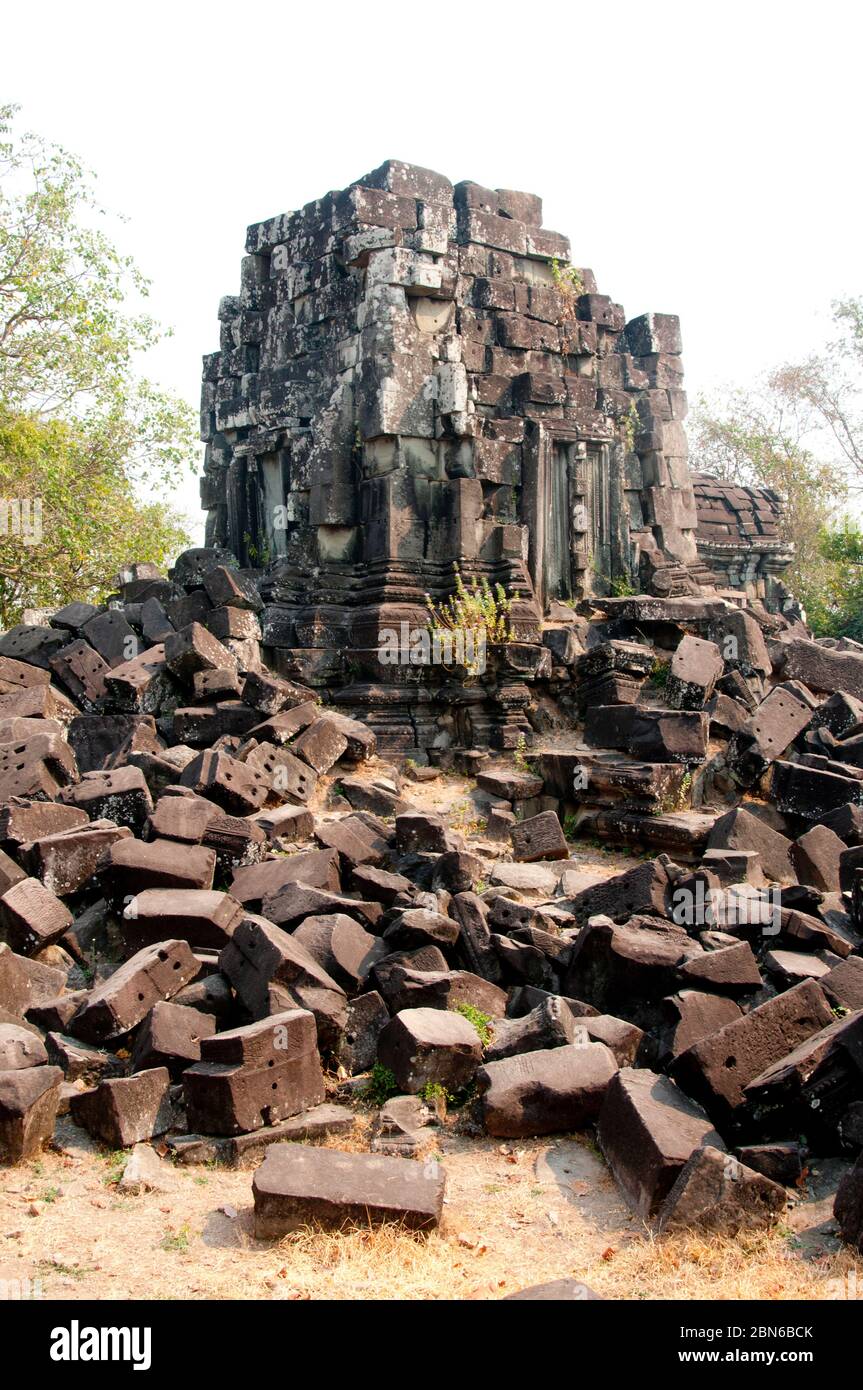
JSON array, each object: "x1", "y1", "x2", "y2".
[
  {"x1": 0, "y1": 411, "x2": 189, "y2": 628},
  {"x1": 690, "y1": 299, "x2": 863, "y2": 635},
  {"x1": 0, "y1": 103, "x2": 195, "y2": 624}
]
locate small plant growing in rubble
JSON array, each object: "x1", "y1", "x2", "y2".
[
  {"x1": 453, "y1": 1002, "x2": 494, "y2": 1048},
  {"x1": 419, "y1": 1080, "x2": 454, "y2": 1106},
  {"x1": 425, "y1": 563, "x2": 515, "y2": 650},
  {"x1": 514, "y1": 732, "x2": 536, "y2": 774},
  {"x1": 650, "y1": 656, "x2": 670, "y2": 687},
  {"x1": 551, "y1": 257, "x2": 585, "y2": 355},
  {"x1": 363, "y1": 1062, "x2": 398, "y2": 1106}
]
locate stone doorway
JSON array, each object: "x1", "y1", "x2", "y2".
[{"x1": 535, "y1": 435, "x2": 617, "y2": 606}]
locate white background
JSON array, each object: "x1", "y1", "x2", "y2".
[{"x1": 5, "y1": 0, "x2": 861, "y2": 538}]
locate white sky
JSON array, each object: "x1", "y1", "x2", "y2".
[{"x1": 5, "y1": 0, "x2": 862, "y2": 541}]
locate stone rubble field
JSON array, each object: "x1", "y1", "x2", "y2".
[{"x1": 1, "y1": 552, "x2": 863, "y2": 1299}]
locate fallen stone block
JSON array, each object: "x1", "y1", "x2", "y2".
[
  {"x1": 477, "y1": 1042, "x2": 618, "y2": 1137},
  {"x1": 726, "y1": 683, "x2": 815, "y2": 786},
  {"x1": 678, "y1": 940, "x2": 763, "y2": 996},
  {"x1": 707, "y1": 806, "x2": 796, "y2": 885},
  {"x1": 395, "y1": 812, "x2": 449, "y2": 855},
  {"x1": 68, "y1": 939, "x2": 199, "y2": 1042},
  {"x1": 123, "y1": 889, "x2": 243, "y2": 951},
  {"x1": 245, "y1": 743, "x2": 317, "y2": 804},
  {"x1": 335, "y1": 991, "x2": 390, "y2": 1074},
  {"x1": 225, "y1": 1103, "x2": 357, "y2": 1167},
  {"x1": 671, "y1": 979, "x2": 835, "y2": 1123},
  {"x1": 377, "y1": 1007, "x2": 482, "y2": 1094},
  {"x1": 484, "y1": 995, "x2": 575, "y2": 1061},
  {"x1": 183, "y1": 1010, "x2": 325, "y2": 1135},
  {"x1": 0, "y1": 1022, "x2": 48, "y2": 1069},
  {"x1": 231, "y1": 849, "x2": 342, "y2": 912},
  {"x1": 49, "y1": 639, "x2": 110, "y2": 708},
  {"x1": 777, "y1": 637, "x2": 863, "y2": 701},
  {"x1": 291, "y1": 914, "x2": 384, "y2": 991},
  {"x1": 180, "y1": 749, "x2": 268, "y2": 815},
  {"x1": 44, "y1": 1032, "x2": 125, "y2": 1084},
  {"x1": 790, "y1": 824, "x2": 845, "y2": 893},
  {"x1": 564, "y1": 914, "x2": 696, "y2": 1010},
  {"x1": 772, "y1": 759, "x2": 863, "y2": 821},
  {"x1": 22, "y1": 822, "x2": 132, "y2": 897},
  {"x1": 0, "y1": 877, "x2": 73, "y2": 955},
  {"x1": 629, "y1": 709, "x2": 709, "y2": 764},
  {"x1": 597, "y1": 1067, "x2": 724, "y2": 1216},
  {"x1": 219, "y1": 914, "x2": 347, "y2": 1048},
  {"x1": 70, "y1": 1066, "x2": 174, "y2": 1146},
  {"x1": 656, "y1": 1145, "x2": 787, "y2": 1234},
  {"x1": 383, "y1": 908, "x2": 461, "y2": 952},
  {"x1": 510, "y1": 810, "x2": 568, "y2": 862},
  {"x1": 291, "y1": 717, "x2": 349, "y2": 773},
  {"x1": 130, "y1": 1000, "x2": 217, "y2": 1078},
  {"x1": 118, "y1": 1142, "x2": 177, "y2": 1193},
  {"x1": 58, "y1": 766, "x2": 154, "y2": 834},
  {"x1": 0, "y1": 1065, "x2": 63, "y2": 1163},
  {"x1": 164, "y1": 621, "x2": 237, "y2": 683},
  {"x1": 252, "y1": 1143, "x2": 445, "y2": 1236},
  {"x1": 98, "y1": 838, "x2": 216, "y2": 900},
  {"x1": 565, "y1": 859, "x2": 672, "y2": 926},
  {"x1": 735, "y1": 1141, "x2": 805, "y2": 1187},
  {"x1": 0, "y1": 942, "x2": 66, "y2": 1016},
  {"x1": 834, "y1": 1153, "x2": 863, "y2": 1252},
  {"x1": 667, "y1": 635, "x2": 723, "y2": 710},
  {"x1": 260, "y1": 880, "x2": 380, "y2": 930},
  {"x1": 0, "y1": 800, "x2": 88, "y2": 848}
]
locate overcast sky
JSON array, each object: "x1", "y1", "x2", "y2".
[{"x1": 5, "y1": 0, "x2": 861, "y2": 540}]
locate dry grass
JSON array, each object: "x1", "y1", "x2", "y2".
[{"x1": 0, "y1": 1123, "x2": 859, "y2": 1302}]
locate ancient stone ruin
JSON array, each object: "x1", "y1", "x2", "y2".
[
  {"x1": 199, "y1": 160, "x2": 793, "y2": 753},
  {"x1": 1, "y1": 161, "x2": 863, "y2": 1275}
]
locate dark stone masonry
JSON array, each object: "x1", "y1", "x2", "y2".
[
  {"x1": 199, "y1": 160, "x2": 793, "y2": 752},
  {"x1": 4, "y1": 161, "x2": 863, "y2": 1258}
]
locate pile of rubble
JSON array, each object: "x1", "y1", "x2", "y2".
[{"x1": 0, "y1": 551, "x2": 863, "y2": 1251}]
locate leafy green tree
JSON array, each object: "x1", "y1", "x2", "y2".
[
  {"x1": 0, "y1": 412, "x2": 188, "y2": 627},
  {"x1": 0, "y1": 103, "x2": 195, "y2": 623},
  {"x1": 690, "y1": 299, "x2": 863, "y2": 633}
]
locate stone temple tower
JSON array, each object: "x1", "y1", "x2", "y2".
[{"x1": 198, "y1": 161, "x2": 727, "y2": 750}]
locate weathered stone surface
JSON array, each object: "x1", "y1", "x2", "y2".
[
  {"x1": 667, "y1": 636, "x2": 723, "y2": 710},
  {"x1": 790, "y1": 824, "x2": 845, "y2": 892},
  {"x1": 123, "y1": 888, "x2": 243, "y2": 951},
  {"x1": 477, "y1": 1042, "x2": 618, "y2": 1137},
  {"x1": 484, "y1": 995, "x2": 575, "y2": 1061},
  {"x1": 252, "y1": 1143, "x2": 445, "y2": 1236},
  {"x1": 68, "y1": 939, "x2": 199, "y2": 1042},
  {"x1": 656, "y1": 1145, "x2": 787, "y2": 1234},
  {"x1": 510, "y1": 810, "x2": 568, "y2": 862},
  {"x1": 0, "y1": 1065, "x2": 63, "y2": 1163},
  {"x1": 377, "y1": 1007, "x2": 480, "y2": 1096},
  {"x1": 220, "y1": 913, "x2": 347, "y2": 1048},
  {"x1": 671, "y1": 979, "x2": 835, "y2": 1122},
  {"x1": 99, "y1": 838, "x2": 216, "y2": 899},
  {"x1": 597, "y1": 1068, "x2": 724, "y2": 1216},
  {"x1": 834, "y1": 1153, "x2": 863, "y2": 1252},
  {"x1": 130, "y1": 1000, "x2": 217, "y2": 1077},
  {"x1": 184, "y1": 1010, "x2": 325, "y2": 1135},
  {"x1": 0, "y1": 877, "x2": 73, "y2": 954},
  {"x1": 707, "y1": 807, "x2": 796, "y2": 885},
  {"x1": 0, "y1": 1022, "x2": 48, "y2": 1070},
  {"x1": 70, "y1": 1067, "x2": 174, "y2": 1146}
]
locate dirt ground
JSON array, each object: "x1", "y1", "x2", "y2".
[
  {"x1": 1, "y1": 762, "x2": 861, "y2": 1302},
  {"x1": 0, "y1": 1117, "x2": 859, "y2": 1302}
]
